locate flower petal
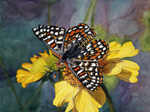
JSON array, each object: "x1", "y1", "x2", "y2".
[
  {"x1": 109, "y1": 42, "x2": 121, "y2": 52},
  {"x1": 75, "y1": 88, "x2": 106, "y2": 112},
  {"x1": 53, "y1": 81, "x2": 79, "y2": 108},
  {"x1": 31, "y1": 55, "x2": 38, "y2": 62},
  {"x1": 49, "y1": 49, "x2": 52, "y2": 55},
  {"x1": 39, "y1": 50, "x2": 49, "y2": 58},
  {"x1": 88, "y1": 87, "x2": 106, "y2": 108},
  {"x1": 116, "y1": 69, "x2": 138, "y2": 83},
  {"x1": 16, "y1": 69, "x2": 44, "y2": 88},
  {"x1": 103, "y1": 61, "x2": 123, "y2": 75},
  {"x1": 121, "y1": 60, "x2": 140, "y2": 71},
  {"x1": 107, "y1": 42, "x2": 139, "y2": 60},
  {"x1": 116, "y1": 60, "x2": 140, "y2": 83},
  {"x1": 22, "y1": 63, "x2": 32, "y2": 71}
]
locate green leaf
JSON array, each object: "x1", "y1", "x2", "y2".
[
  {"x1": 103, "y1": 75, "x2": 119, "y2": 92},
  {"x1": 140, "y1": 10, "x2": 150, "y2": 51}
]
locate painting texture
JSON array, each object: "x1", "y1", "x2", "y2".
[{"x1": 0, "y1": 0, "x2": 150, "y2": 112}]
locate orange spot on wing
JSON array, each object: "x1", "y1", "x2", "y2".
[
  {"x1": 74, "y1": 67, "x2": 80, "y2": 71},
  {"x1": 70, "y1": 31, "x2": 75, "y2": 36},
  {"x1": 93, "y1": 44, "x2": 97, "y2": 48},
  {"x1": 80, "y1": 29, "x2": 84, "y2": 32},
  {"x1": 106, "y1": 50, "x2": 109, "y2": 53},
  {"x1": 79, "y1": 72, "x2": 85, "y2": 76},
  {"x1": 76, "y1": 30, "x2": 80, "y2": 33},
  {"x1": 81, "y1": 23, "x2": 85, "y2": 26},
  {"x1": 95, "y1": 53, "x2": 100, "y2": 56},
  {"x1": 50, "y1": 43, "x2": 56, "y2": 48},
  {"x1": 104, "y1": 42, "x2": 107, "y2": 45},
  {"x1": 98, "y1": 50, "x2": 102, "y2": 52},
  {"x1": 46, "y1": 39, "x2": 51, "y2": 42},
  {"x1": 90, "y1": 55, "x2": 97, "y2": 59},
  {"x1": 95, "y1": 48, "x2": 99, "y2": 50},
  {"x1": 99, "y1": 72, "x2": 102, "y2": 76},
  {"x1": 65, "y1": 34, "x2": 69, "y2": 39},
  {"x1": 93, "y1": 41, "x2": 96, "y2": 44},
  {"x1": 84, "y1": 34, "x2": 87, "y2": 37}
]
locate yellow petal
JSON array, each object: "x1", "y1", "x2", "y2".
[
  {"x1": 53, "y1": 81, "x2": 79, "y2": 107},
  {"x1": 39, "y1": 50, "x2": 49, "y2": 58},
  {"x1": 75, "y1": 88, "x2": 106, "y2": 112},
  {"x1": 88, "y1": 87, "x2": 106, "y2": 108},
  {"x1": 116, "y1": 69, "x2": 138, "y2": 83},
  {"x1": 16, "y1": 68, "x2": 44, "y2": 87},
  {"x1": 17, "y1": 69, "x2": 29, "y2": 74},
  {"x1": 23, "y1": 73, "x2": 44, "y2": 84},
  {"x1": 65, "y1": 99, "x2": 74, "y2": 112},
  {"x1": 109, "y1": 42, "x2": 121, "y2": 52},
  {"x1": 121, "y1": 60, "x2": 140, "y2": 72},
  {"x1": 116, "y1": 60, "x2": 140, "y2": 83},
  {"x1": 49, "y1": 49, "x2": 52, "y2": 55},
  {"x1": 21, "y1": 63, "x2": 32, "y2": 71},
  {"x1": 31, "y1": 55, "x2": 38, "y2": 62},
  {"x1": 103, "y1": 61, "x2": 123, "y2": 75},
  {"x1": 107, "y1": 42, "x2": 139, "y2": 60},
  {"x1": 22, "y1": 83, "x2": 28, "y2": 88}
]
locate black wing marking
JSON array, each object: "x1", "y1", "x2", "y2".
[
  {"x1": 74, "y1": 39, "x2": 109, "y2": 60},
  {"x1": 64, "y1": 23, "x2": 96, "y2": 51},
  {"x1": 33, "y1": 25, "x2": 66, "y2": 56},
  {"x1": 67, "y1": 59, "x2": 103, "y2": 91}
]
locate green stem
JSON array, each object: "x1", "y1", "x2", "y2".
[
  {"x1": 83, "y1": 0, "x2": 96, "y2": 23},
  {"x1": 91, "y1": 0, "x2": 97, "y2": 27},
  {"x1": 49, "y1": 78, "x2": 55, "y2": 87},
  {"x1": 0, "y1": 57, "x2": 23, "y2": 108},
  {"x1": 101, "y1": 84, "x2": 116, "y2": 112},
  {"x1": 48, "y1": 1, "x2": 51, "y2": 25},
  {"x1": 22, "y1": 81, "x2": 44, "y2": 110}
]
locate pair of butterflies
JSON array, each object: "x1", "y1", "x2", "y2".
[{"x1": 33, "y1": 23, "x2": 109, "y2": 91}]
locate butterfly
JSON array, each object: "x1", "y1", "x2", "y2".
[{"x1": 33, "y1": 23, "x2": 109, "y2": 91}]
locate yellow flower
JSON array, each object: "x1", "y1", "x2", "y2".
[
  {"x1": 53, "y1": 41, "x2": 140, "y2": 112},
  {"x1": 16, "y1": 49, "x2": 58, "y2": 88},
  {"x1": 103, "y1": 41, "x2": 140, "y2": 83},
  {"x1": 53, "y1": 69, "x2": 106, "y2": 112}
]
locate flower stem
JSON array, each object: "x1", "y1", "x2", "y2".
[
  {"x1": 83, "y1": 0, "x2": 96, "y2": 23},
  {"x1": 22, "y1": 81, "x2": 44, "y2": 110},
  {"x1": 101, "y1": 83, "x2": 116, "y2": 112},
  {"x1": 0, "y1": 56, "x2": 23, "y2": 108},
  {"x1": 48, "y1": 0, "x2": 51, "y2": 25},
  {"x1": 91, "y1": 0, "x2": 97, "y2": 27}
]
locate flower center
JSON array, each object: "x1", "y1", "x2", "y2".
[
  {"x1": 31, "y1": 58, "x2": 49, "y2": 74},
  {"x1": 63, "y1": 68, "x2": 83, "y2": 87}
]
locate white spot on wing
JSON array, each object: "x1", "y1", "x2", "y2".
[{"x1": 48, "y1": 39, "x2": 54, "y2": 45}]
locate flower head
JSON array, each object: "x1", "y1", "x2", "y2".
[
  {"x1": 16, "y1": 49, "x2": 58, "y2": 88},
  {"x1": 103, "y1": 41, "x2": 140, "y2": 83},
  {"x1": 53, "y1": 41, "x2": 140, "y2": 112},
  {"x1": 53, "y1": 69, "x2": 106, "y2": 112}
]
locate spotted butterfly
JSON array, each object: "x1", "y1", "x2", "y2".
[{"x1": 33, "y1": 23, "x2": 109, "y2": 91}]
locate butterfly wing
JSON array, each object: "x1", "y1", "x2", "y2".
[
  {"x1": 33, "y1": 25, "x2": 66, "y2": 57},
  {"x1": 67, "y1": 59, "x2": 103, "y2": 91},
  {"x1": 74, "y1": 39, "x2": 109, "y2": 60},
  {"x1": 64, "y1": 23, "x2": 96, "y2": 51}
]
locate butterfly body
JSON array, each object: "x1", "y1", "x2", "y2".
[{"x1": 33, "y1": 23, "x2": 109, "y2": 91}]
